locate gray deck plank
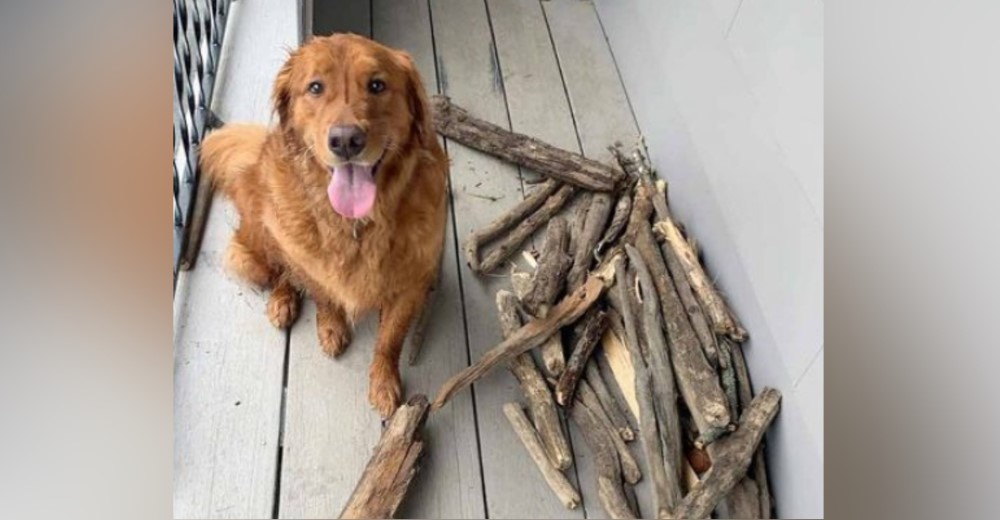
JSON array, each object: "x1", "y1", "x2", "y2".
[
  {"x1": 485, "y1": 0, "x2": 596, "y2": 517},
  {"x1": 173, "y1": 0, "x2": 300, "y2": 517},
  {"x1": 277, "y1": 9, "x2": 376, "y2": 519},
  {"x1": 429, "y1": 1, "x2": 587, "y2": 518},
  {"x1": 313, "y1": 0, "x2": 370, "y2": 36},
  {"x1": 541, "y1": 1, "x2": 644, "y2": 518},
  {"x1": 373, "y1": 2, "x2": 486, "y2": 518}
]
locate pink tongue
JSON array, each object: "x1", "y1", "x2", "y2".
[{"x1": 327, "y1": 164, "x2": 377, "y2": 219}]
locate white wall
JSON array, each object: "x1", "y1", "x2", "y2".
[{"x1": 592, "y1": 0, "x2": 823, "y2": 517}]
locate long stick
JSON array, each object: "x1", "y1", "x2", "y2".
[
  {"x1": 432, "y1": 262, "x2": 616, "y2": 411},
  {"x1": 503, "y1": 403, "x2": 582, "y2": 510},
  {"x1": 612, "y1": 256, "x2": 679, "y2": 517},
  {"x1": 730, "y1": 338, "x2": 775, "y2": 518},
  {"x1": 339, "y1": 395, "x2": 430, "y2": 519},
  {"x1": 432, "y1": 95, "x2": 623, "y2": 191},
  {"x1": 624, "y1": 245, "x2": 685, "y2": 485},
  {"x1": 631, "y1": 221, "x2": 732, "y2": 434},
  {"x1": 669, "y1": 388, "x2": 782, "y2": 519},
  {"x1": 497, "y1": 290, "x2": 573, "y2": 470}
]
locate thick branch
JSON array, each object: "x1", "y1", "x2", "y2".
[
  {"x1": 522, "y1": 217, "x2": 573, "y2": 376},
  {"x1": 624, "y1": 245, "x2": 685, "y2": 482},
  {"x1": 669, "y1": 388, "x2": 782, "y2": 520},
  {"x1": 432, "y1": 95, "x2": 622, "y2": 191},
  {"x1": 567, "y1": 192, "x2": 614, "y2": 292},
  {"x1": 340, "y1": 395, "x2": 430, "y2": 519},
  {"x1": 432, "y1": 263, "x2": 616, "y2": 411},
  {"x1": 632, "y1": 224, "x2": 732, "y2": 434},
  {"x1": 503, "y1": 403, "x2": 581, "y2": 510},
  {"x1": 497, "y1": 290, "x2": 573, "y2": 470},
  {"x1": 612, "y1": 257, "x2": 681, "y2": 517}
]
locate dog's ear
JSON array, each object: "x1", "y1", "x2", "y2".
[
  {"x1": 272, "y1": 51, "x2": 297, "y2": 130},
  {"x1": 395, "y1": 50, "x2": 435, "y2": 146}
]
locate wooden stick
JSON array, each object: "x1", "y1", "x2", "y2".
[
  {"x1": 595, "y1": 190, "x2": 633, "y2": 262},
  {"x1": 178, "y1": 170, "x2": 214, "y2": 271},
  {"x1": 586, "y1": 360, "x2": 635, "y2": 442},
  {"x1": 502, "y1": 403, "x2": 582, "y2": 510},
  {"x1": 653, "y1": 185, "x2": 719, "y2": 370},
  {"x1": 432, "y1": 262, "x2": 616, "y2": 411},
  {"x1": 652, "y1": 216, "x2": 747, "y2": 341},
  {"x1": 339, "y1": 395, "x2": 430, "y2": 519},
  {"x1": 432, "y1": 95, "x2": 623, "y2": 191},
  {"x1": 463, "y1": 179, "x2": 561, "y2": 273},
  {"x1": 730, "y1": 339, "x2": 774, "y2": 518},
  {"x1": 567, "y1": 192, "x2": 614, "y2": 292},
  {"x1": 476, "y1": 183, "x2": 577, "y2": 274},
  {"x1": 576, "y1": 379, "x2": 641, "y2": 485},
  {"x1": 632, "y1": 224, "x2": 732, "y2": 434},
  {"x1": 522, "y1": 217, "x2": 572, "y2": 376},
  {"x1": 716, "y1": 337, "x2": 741, "y2": 427},
  {"x1": 497, "y1": 291, "x2": 574, "y2": 470},
  {"x1": 556, "y1": 310, "x2": 608, "y2": 406},
  {"x1": 669, "y1": 388, "x2": 781, "y2": 520},
  {"x1": 569, "y1": 397, "x2": 637, "y2": 519},
  {"x1": 612, "y1": 256, "x2": 680, "y2": 517},
  {"x1": 623, "y1": 245, "x2": 685, "y2": 480}
]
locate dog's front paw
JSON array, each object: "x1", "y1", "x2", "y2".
[
  {"x1": 317, "y1": 305, "x2": 352, "y2": 357},
  {"x1": 266, "y1": 286, "x2": 300, "y2": 329},
  {"x1": 318, "y1": 321, "x2": 352, "y2": 358},
  {"x1": 369, "y1": 360, "x2": 402, "y2": 418}
]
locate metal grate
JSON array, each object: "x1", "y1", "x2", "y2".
[{"x1": 173, "y1": 0, "x2": 232, "y2": 278}]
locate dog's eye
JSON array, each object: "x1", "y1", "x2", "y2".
[
  {"x1": 367, "y1": 79, "x2": 386, "y2": 94},
  {"x1": 307, "y1": 81, "x2": 324, "y2": 96}
]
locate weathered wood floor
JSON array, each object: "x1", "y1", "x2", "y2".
[{"x1": 174, "y1": 1, "x2": 643, "y2": 518}]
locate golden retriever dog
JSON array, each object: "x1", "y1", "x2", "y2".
[{"x1": 200, "y1": 34, "x2": 447, "y2": 417}]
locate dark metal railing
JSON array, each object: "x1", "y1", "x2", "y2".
[{"x1": 173, "y1": 0, "x2": 232, "y2": 281}]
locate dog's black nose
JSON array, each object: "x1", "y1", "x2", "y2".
[{"x1": 328, "y1": 125, "x2": 367, "y2": 160}]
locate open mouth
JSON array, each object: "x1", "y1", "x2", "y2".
[{"x1": 326, "y1": 153, "x2": 384, "y2": 220}]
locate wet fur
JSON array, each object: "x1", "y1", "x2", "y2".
[{"x1": 200, "y1": 34, "x2": 448, "y2": 417}]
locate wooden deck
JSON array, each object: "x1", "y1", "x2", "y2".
[{"x1": 174, "y1": 1, "x2": 643, "y2": 518}]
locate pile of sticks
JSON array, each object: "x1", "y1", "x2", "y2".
[{"x1": 430, "y1": 95, "x2": 781, "y2": 519}]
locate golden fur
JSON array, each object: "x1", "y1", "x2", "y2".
[{"x1": 200, "y1": 34, "x2": 448, "y2": 417}]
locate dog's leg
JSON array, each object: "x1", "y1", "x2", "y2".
[
  {"x1": 317, "y1": 300, "x2": 353, "y2": 357},
  {"x1": 266, "y1": 276, "x2": 300, "y2": 329},
  {"x1": 369, "y1": 288, "x2": 425, "y2": 417},
  {"x1": 224, "y1": 227, "x2": 273, "y2": 287}
]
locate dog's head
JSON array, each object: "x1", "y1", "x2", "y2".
[{"x1": 272, "y1": 34, "x2": 434, "y2": 220}]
